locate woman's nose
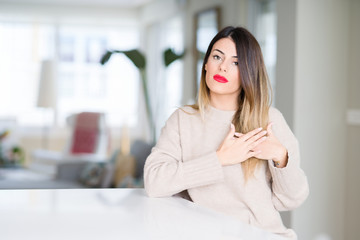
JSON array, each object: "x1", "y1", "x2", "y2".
[{"x1": 219, "y1": 62, "x2": 227, "y2": 72}]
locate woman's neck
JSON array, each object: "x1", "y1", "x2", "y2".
[{"x1": 209, "y1": 93, "x2": 238, "y2": 111}]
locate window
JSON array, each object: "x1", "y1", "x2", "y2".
[
  {"x1": 56, "y1": 25, "x2": 140, "y2": 127},
  {"x1": 0, "y1": 22, "x2": 140, "y2": 128}
]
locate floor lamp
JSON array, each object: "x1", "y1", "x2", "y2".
[{"x1": 37, "y1": 60, "x2": 57, "y2": 150}]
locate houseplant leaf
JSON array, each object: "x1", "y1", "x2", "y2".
[
  {"x1": 122, "y1": 49, "x2": 146, "y2": 70},
  {"x1": 164, "y1": 48, "x2": 185, "y2": 67},
  {"x1": 100, "y1": 51, "x2": 113, "y2": 65}
]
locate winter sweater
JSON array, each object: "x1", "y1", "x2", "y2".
[{"x1": 144, "y1": 105, "x2": 309, "y2": 239}]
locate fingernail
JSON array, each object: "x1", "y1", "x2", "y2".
[
  {"x1": 257, "y1": 127, "x2": 262, "y2": 131},
  {"x1": 234, "y1": 132, "x2": 240, "y2": 136},
  {"x1": 231, "y1": 123, "x2": 235, "y2": 129}
]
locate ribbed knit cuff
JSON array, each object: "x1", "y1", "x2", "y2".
[
  {"x1": 268, "y1": 160, "x2": 292, "y2": 193},
  {"x1": 268, "y1": 158, "x2": 307, "y2": 196},
  {"x1": 182, "y1": 152, "x2": 224, "y2": 189}
]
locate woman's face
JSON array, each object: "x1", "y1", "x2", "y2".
[{"x1": 205, "y1": 37, "x2": 241, "y2": 100}]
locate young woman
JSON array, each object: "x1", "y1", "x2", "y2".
[{"x1": 144, "y1": 26, "x2": 309, "y2": 239}]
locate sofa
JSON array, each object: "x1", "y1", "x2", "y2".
[{"x1": 0, "y1": 139, "x2": 154, "y2": 189}]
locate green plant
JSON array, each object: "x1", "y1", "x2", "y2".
[
  {"x1": 100, "y1": 48, "x2": 185, "y2": 143},
  {"x1": 101, "y1": 49, "x2": 155, "y2": 143},
  {"x1": 163, "y1": 48, "x2": 185, "y2": 67},
  {"x1": 10, "y1": 146, "x2": 25, "y2": 166}
]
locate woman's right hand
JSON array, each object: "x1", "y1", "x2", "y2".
[{"x1": 216, "y1": 124, "x2": 268, "y2": 166}]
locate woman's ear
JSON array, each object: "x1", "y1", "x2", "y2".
[{"x1": 205, "y1": 63, "x2": 207, "y2": 71}]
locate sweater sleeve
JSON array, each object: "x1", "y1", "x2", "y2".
[
  {"x1": 268, "y1": 108, "x2": 309, "y2": 211},
  {"x1": 144, "y1": 109, "x2": 224, "y2": 198}
]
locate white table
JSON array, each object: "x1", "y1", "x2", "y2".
[{"x1": 0, "y1": 189, "x2": 285, "y2": 240}]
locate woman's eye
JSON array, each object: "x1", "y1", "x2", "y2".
[
  {"x1": 213, "y1": 55, "x2": 221, "y2": 60},
  {"x1": 233, "y1": 62, "x2": 239, "y2": 66}
]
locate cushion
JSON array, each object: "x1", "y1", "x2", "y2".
[
  {"x1": 71, "y1": 112, "x2": 101, "y2": 154},
  {"x1": 79, "y1": 162, "x2": 105, "y2": 188},
  {"x1": 71, "y1": 128, "x2": 98, "y2": 154},
  {"x1": 113, "y1": 155, "x2": 135, "y2": 187},
  {"x1": 99, "y1": 162, "x2": 116, "y2": 188},
  {"x1": 79, "y1": 149, "x2": 119, "y2": 188}
]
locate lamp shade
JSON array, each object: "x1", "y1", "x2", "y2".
[{"x1": 37, "y1": 60, "x2": 57, "y2": 108}]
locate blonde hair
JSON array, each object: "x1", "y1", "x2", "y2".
[{"x1": 192, "y1": 26, "x2": 272, "y2": 180}]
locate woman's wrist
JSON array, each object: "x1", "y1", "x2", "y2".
[{"x1": 273, "y1": 146, "x2": 288, "y2": 168}]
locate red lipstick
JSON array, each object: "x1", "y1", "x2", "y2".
[{"x1": 213, "y1": 74, "x2": 228, "y2": 83}]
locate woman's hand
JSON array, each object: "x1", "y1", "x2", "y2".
[
  {"x1": 252, "y1": 122, "x2": 288, "y2": 168},
  {"x1": 216, "y1": 124, "x2": 268, "y2": 166}
]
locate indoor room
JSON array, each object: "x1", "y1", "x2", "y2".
[{"x1": 0, "y1": 0, "x2": 359, "y2": 239}]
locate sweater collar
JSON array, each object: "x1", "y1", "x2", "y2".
[{"x1": 205, "y1": 105, "x2": 236, "y2": 123}]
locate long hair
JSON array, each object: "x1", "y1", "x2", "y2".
[{"x1": 193, "y1": 26, "x2": 272, "y2": 180}]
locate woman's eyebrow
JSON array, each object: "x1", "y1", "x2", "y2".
[
  {"x1": 213, "y1": 49, "x2": 237, "y2": 58},
  {"x1": 213, "y1": 49, "x2": 225, "y2": 55}
]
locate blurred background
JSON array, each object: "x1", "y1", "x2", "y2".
[{"x1": 0, "y1": 0, "x2": 358, "y2": 239}]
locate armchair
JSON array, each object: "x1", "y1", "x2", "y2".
[{"x1": 30, "y1": 112, "x2": 110, "y2": 176}]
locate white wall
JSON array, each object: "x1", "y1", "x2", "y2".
[
  {"x1": 275, "y1": 0, "x2": 297, "y2": 228},
  {"x1": 274, "y1": 0, "x2": 296, "y2": 129},
  {"x1": 290, "y1": 0, "x2": 349, "y2": 239},
  {"x1": 345, "y1": 0, "x2": 360, "y2": 239}
]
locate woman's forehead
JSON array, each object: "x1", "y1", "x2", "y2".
[{"x1": 212, "y1": 38, "x2": 237, "y2": 56}]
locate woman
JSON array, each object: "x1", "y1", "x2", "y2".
[{"x1": 144, "y1": 26, "x2": 309, "y2": 239}]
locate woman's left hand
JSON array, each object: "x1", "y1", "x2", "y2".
[{"x1": 252, "y1": 122, "x2": 288, "y2": 168}]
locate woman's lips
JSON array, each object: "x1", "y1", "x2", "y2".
[{"x1": 213, "y1": 74, "x2": 228, "y2": 83}]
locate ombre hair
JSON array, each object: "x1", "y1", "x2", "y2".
[{"x1": 192, "y1": 26, "x2": 272, "y2": 180}]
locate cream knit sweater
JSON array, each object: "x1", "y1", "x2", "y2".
[{"x1": 144, "y1": 106, "x2": 309, "y2": 239}]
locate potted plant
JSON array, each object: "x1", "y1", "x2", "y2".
[{"x1": 100, "y1": 48, "x2": 184, "y2": 143}]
